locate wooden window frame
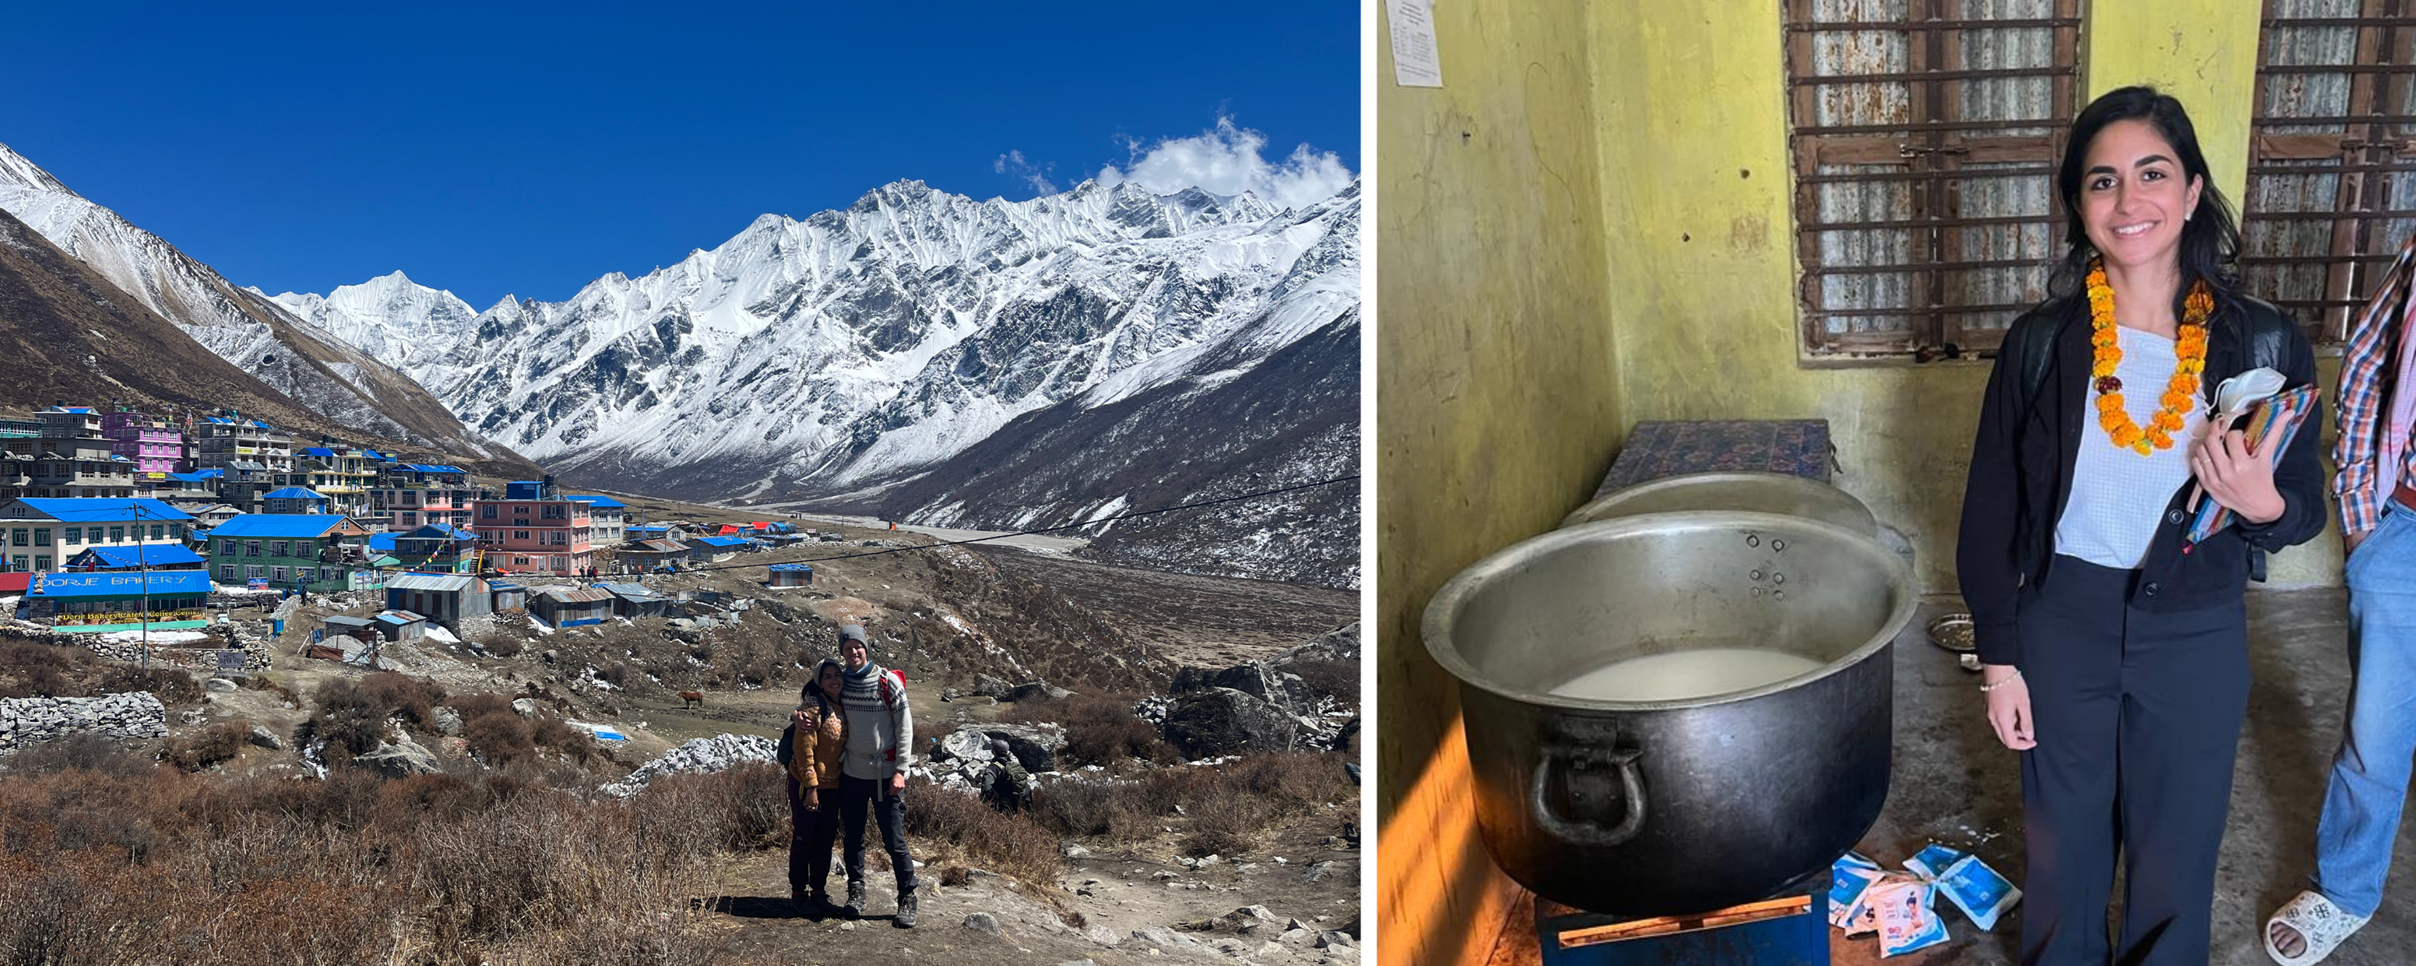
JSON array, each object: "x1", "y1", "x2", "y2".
[
  {"x1": 1785, "y1": 0, "x2": 2086, "y2": 361},
  {"x1": 2238, "y1": 0, "x2": 2416, "y2": 344}
]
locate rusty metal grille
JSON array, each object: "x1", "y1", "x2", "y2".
[
  {"x1": 2238, "y1": 0, "x2": 2416, "y2": 344},
  {"x1": 1785, "y1": 0, "x2": 2083, "y2": 358}
]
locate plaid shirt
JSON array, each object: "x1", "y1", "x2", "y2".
[{"x1": 2334, "y1": 237, "x2": 2416, "y2": 534}]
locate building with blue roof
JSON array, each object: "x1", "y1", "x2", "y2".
[
  {"x1": 208, "y1": 514, "x2": 379, "y2": 593},
  {"x1": 193, "y1": 410, "x2": 293, "y2": 476},
  {"x1": 768, "y1": 562, "x2": 816, "y2": 588},
  {"x1": 392, "y1": 524, "x2": 480, "y2": 573},
  {"x1": 0, "y1": 498, "x2": 196, "y2": 574},
  {"x1": 261, "y1": 487, "x2": 331, "y2": 515},
  {"x1": 66, "y1": 543, "x2": 206, "y2": 570},
  {"x1": 566, "y1": 495, "x2": 629, "y2": 546},
  {"x1": 25, "y1": 569, "x2": 212, "y2": 633},
  {"x1": 367, "y1": 463, "x2": 477, "y2": 532}
]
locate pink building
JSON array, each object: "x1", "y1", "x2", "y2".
[
  {"x1": 100, "y1": 408, "x2": 183, "y2": 476},
  {"x1": 471, "y1": 490, "x2": 593, "y2": 577}
]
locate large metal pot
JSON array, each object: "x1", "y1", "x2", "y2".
[
  {"x1": 1423, "y1": 511, "x2": 1916, "y2": 916},
  {"x1": 1561, "y1": 471, "x2": 1879, "y2": 536}
]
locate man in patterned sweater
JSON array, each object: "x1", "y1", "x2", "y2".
[{"x1": 835, "y1": 623, "x2": 919, "y2": 928}]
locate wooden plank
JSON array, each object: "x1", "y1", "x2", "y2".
[
  {"x1": 1934, "y1": 0, "x2": 1961, "y2": 349},
  {"x1": 1810, "y1": 136, "x2": 1919, "y2": 165},
  {"x1": 2259, "y1": 132, "x2": 2358, "y2": 158}
]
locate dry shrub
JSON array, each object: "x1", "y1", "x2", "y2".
[
  {"x1": 371, "y1": 772, "x2": 490, "y2": 828},
  {"x1": 461, "y1": 709, "x2": 537, "y2": 762},
  {"x1": 1180, "y1": 793, "x2": 1261, "y2": 857},
  {"x1": 0, "y1": 756, "x2": 742, "y2": 966},
  {"x1": 356, "y1": 672, "x2": 445, "y2": 729},
  {"x1": 0, "y1": 639, "x2": 78, "y2": 699},
  {"x1": 447, "y1": 692, "x2": 514, "y2": 720},
  {"x1": 640, "y1": 762, "x2": 789, "y2": 851},
  {"x1": 301, "y1": 672, "x2": 447, "y2": 758},
  {"x1": 902, "y1": 777, "x2": 1062, "y2": 882},
  {"x1": 1066, "y1": 751, "x2": 1357, "y2": 857},
  {"x1": 99, "y1": 666, "x2": 204, "y2": 707},
  {"x1": 240, "y1": 673, "x2": 302, "y2": 707},
  {"x1": 3, "y1": 734, "x2": 151, "y2": 778},
  {"x1": 0, "y1": 638, "x2": 207, "y2": 707},
  {"x1": 1285, "y1": 659, "x2": 1358, "y2": 704},
  {"x1": 998, "y1": 691, "x2": 1174, "y2": 766},
  {"x1": 445, "y1": 692, "x2": 603, "y2": 767},
  {"x1": 938, "y1": 864, "x2": 971, "y2": 887},
  {"x1": 482, "y1": 635, "x2": 525, "y2": 658},
  {"x1": 1033, "y1": 779, "x2": 1150, "y2": 841},
  {"x1": 162, "y1": 720, "x2": 251, "y2": 772}
]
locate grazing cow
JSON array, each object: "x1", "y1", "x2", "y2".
[{"x1": 678, "y1": 691, "x2": 704, "y2": 709}]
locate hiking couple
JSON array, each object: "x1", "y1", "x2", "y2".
[{"x1": 775, "y1": 623, "x2": 920, "y2": 928}]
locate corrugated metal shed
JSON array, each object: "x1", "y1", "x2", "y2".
[{"x1": 386, "y1": 573, "x2": 482, "y2": 593}]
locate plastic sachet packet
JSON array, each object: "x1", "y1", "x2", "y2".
[
  {"x1": 1846, "y1": 898, "x2": 1881, "y2": 939},
  {"x1": 1829, "y1": 856, "x2": 1884, "y2": 929},
  {"x1": 1872, "y1": 877, "x2": 1951, "y2": 957},
  {"x1": 1935, "y1": 853, "x2": 2022, "y2": 932},
  {"x1": 1905, "y1": 843, "x2": 1966, "y2": 880}
]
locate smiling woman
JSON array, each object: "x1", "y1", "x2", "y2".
[{"x1": 1957, "y1": 85, "x2": 2328, "y2": 966}]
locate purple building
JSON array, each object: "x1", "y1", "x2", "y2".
[{"x1": 100, "y1": 408, "x2": 182, "y2": 476}]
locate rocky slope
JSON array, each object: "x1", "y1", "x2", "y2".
[{"x1": 0, "y1": 143, "x2": 527, "y2": 465}]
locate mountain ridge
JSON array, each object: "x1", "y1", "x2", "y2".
[{"x1": 287, "y1": 176, "x2": 1360, "y2": 587}]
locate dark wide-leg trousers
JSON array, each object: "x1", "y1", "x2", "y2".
[
  {"x1": 839, "y1": 774, "x2": 917, "y2": 893},
  {"x1": 2015, "y1": 555, "x2": 2251, "y2": 966},
  {"x1": 786, "y1": 778, "x2": 839, "y2": 896}
]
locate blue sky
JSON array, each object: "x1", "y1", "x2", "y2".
[{"x1": 1, "y1": 2, "x2": 1356, "y2": 307}]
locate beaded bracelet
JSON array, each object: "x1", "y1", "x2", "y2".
[{"x1": 1979, "y1": 668, "x2": 2023, "y2": 693}]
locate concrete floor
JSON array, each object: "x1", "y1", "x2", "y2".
[{"x1": 1486, "y1": 589, "x2": 2416, "y2": 965}]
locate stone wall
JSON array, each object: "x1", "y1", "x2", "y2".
[{"x1": 0, "y1": 692, "x2": 168, "y2": 750}]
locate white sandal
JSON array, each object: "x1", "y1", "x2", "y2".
[{"x1": 2266, "y1": 890, "x2": 2369, "y2": 965}]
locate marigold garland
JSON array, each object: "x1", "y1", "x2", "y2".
[{"x1": 2088, "y1": 259, "x2": 2208, "y2": 455}]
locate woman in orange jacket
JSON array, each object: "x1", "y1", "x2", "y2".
[{"x1": 776, "y1": 658, "x2": 849, "y2": 917}]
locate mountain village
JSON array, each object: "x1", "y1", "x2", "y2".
[{"x1": 0, "y1": 399, "x2": 832, "y2": 637}]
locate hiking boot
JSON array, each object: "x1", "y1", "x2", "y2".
[
  {"x1": 791, "y1": 887, "x2": 809, "y2": 919},
  {"x1": 843, "y1": 879, "x2": 866, "y2": 919},
  {"x1": 893, "y1": 889, "x2": 918, "y2": 929},
  {"x1": 801, "y1": 889, "x2": 839, "y2": 921}
]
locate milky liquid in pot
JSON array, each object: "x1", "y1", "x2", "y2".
[{"x1": 1549, "y1": 648, "x2": 1826, "y2": 702}]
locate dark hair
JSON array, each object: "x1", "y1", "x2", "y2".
[
  {"x1": 804, "y1": 658, "x2": 845, "y2": 712},
  {"x1": 2049, "y1": 85, "x2": 2243, "y2": 309}
]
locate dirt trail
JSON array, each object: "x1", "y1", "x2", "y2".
[{"x1": 691, "y1": 806, "x2": 1363, "y2": 966}]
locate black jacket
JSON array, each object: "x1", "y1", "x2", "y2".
[{"x1": 1955, "y1": 289, "x2": 2328, "y2": 665}]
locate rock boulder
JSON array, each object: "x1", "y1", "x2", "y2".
[{"x1": 1162, "y1": 687, "x2": 1298, "y2": 757}]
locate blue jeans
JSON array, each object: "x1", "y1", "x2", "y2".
[{"x1": 2316, "y1": 500, "x2": 2416, "y2": 917}]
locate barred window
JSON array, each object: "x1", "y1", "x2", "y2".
[
  {"x1": 2237, "y1": 0, "x2": 2416, "y2": 343},
  {"x1": 1785, "y1": 0, "x2": 2085, "y2": 359}
]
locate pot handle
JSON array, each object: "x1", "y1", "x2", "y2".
[{"x1": 1530, "y1": 741, "x2": 1646, "y2": 848}]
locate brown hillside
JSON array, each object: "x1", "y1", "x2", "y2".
[{"x1": 0, "y1": 208, "x2": 539, "y2": 476}]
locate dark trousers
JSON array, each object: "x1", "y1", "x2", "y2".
[
  {"x1": 839, "y1": 774, "x2": 916, "y2": 893},
  {"x1": 2015, "y1": 555, "x2": 2250, "y2": 966},
  {"x1": 786, "y1": 778, "x2": 839, "y2": 896}
]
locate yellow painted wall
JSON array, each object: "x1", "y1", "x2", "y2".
[
  {"x1": 1586, "y1": 1, "x2": 2341, "y2": 591},
  {"x1": 1374, "y1": 0, "x2": 1622, "y2": 963},
  {"x1": 1380, "y1": 3, "x2": 2326, "y2": 962}
]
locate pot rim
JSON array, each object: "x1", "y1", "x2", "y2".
[
  {"x1": 1560, "y1": 471, "x2": 1880, "y2": 536},
  {"x1": 1421, "y1": 510, "x2": 1917, "y2": 713}
]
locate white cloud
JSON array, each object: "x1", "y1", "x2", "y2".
[
  {"x1": 1096, "y1": 116, "x2": 1354, "y2": 210},
  {"x1": 994, "y1": 149, "x2": 1058, "y2": 195}
]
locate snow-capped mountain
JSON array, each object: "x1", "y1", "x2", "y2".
[
  {"x1": 0, "y1": 143, "x2": 518, "y2": 464},
  {"x1": 281, "y1": 177, "x2": 1360, "y2": 587}
]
